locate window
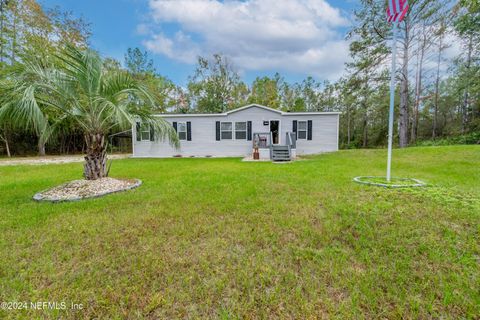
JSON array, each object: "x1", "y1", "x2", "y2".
[
  {"x1": 235, "y1": 122, "x2": 247, "y2": 140},
  {"x1": 140, "y1": 123, "x2": 150, "y2": 141},
  {"x1": 177, "y1": 122, "x2": 187, "y2": 140},
  {"x1": 297, "y1": 121, "x2": 307, "y2": 139},
  {"x1": 221, "y1": 122, "x2": 232, "y2": 140}
]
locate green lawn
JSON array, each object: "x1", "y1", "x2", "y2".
[{"x1": 0, "y1": 145, "x2": 479, "y2": 319}]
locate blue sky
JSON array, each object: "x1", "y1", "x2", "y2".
[{"x1": 42, "y1": 0, "x2": 357, "y2": 86}]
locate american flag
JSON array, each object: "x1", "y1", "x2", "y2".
[{"x1": 386, "y1": 0, "x2": 409, "y2": 23}]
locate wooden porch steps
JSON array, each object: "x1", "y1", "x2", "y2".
[{"x1": 272, "y1": 145, "x2": 291, "y2": 161}]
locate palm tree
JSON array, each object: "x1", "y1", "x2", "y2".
[{"x1": 0, "y1": 46, "x2": 178, "y2": 179}]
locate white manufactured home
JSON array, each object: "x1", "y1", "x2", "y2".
[{"x1": 132, "y1": 104, "x2": 340, "y2": 161}]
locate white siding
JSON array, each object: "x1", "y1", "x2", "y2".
[
  {"x1": 133, "y1": 106, "x2": 339, "y2": 158},
  {"x1": 282, "y1": 114, "x2": 339, "y2": 154}
]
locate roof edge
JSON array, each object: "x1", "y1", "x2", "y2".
[
  {"x1": 225, "y1": 104, "x2": 283, "y2": 115},
  {"x1": 155, "y1": 104, "x2": 341, "y2": 117}
]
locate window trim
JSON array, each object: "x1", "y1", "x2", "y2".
[
  {"x1": 220, "y1": 121, "x2": 233, "y2": 140},
  {"x1": 140, "y1": 123, "x2": 151, "y2": 141},
  {"x1": 177, "y1": 121, "x2": 187, "y2": 141},
  {"x1": 234, "y1": 121, "x2": 247, "y2": 140},
  {"x1": 297, "y1": 120, "x2": 307, "y2": 140}
]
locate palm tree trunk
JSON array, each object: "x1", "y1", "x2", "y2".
[{"x1": 83, "y1": 133, "x2": 108, "y2": 180}]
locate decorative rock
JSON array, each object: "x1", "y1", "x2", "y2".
[
  {"x1": 353, "y1": 176, "x2": 426, "y2": 188},
  {"x1": 33, "y1": 178, "x2": 142, "y2": 202}
]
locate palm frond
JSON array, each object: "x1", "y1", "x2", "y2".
[
  {"x1": 0, "y1": 82, "x2": 48, "y2": 134},
  {"x1": 1, "y1": 44, "x2": 179, "y2": 151}
]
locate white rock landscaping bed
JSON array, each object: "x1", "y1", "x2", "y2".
[
  {"x1": 33, "y1": 177, "x2": 142, "y2": 202},
  {"x1": 353, "y1": 176, "x2": 426, "y2": 188}
]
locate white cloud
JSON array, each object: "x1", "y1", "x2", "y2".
[
  {"x1": 144, "y1": 31, "x2": 201, "y2": 63},
  {"x1": 141, "y1": 0, "x2": 350, "y2": 80}
]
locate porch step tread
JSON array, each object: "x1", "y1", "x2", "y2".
[{"x1": 271, "y1": 143, "x2": 292, "y2": 162}]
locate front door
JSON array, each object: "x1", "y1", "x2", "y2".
[{"x1": 270, "y1": 120, "x2": 280, "y2": 145}]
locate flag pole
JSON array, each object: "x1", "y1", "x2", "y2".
[{"x1": 386, "y1": 22, "x2": 397, "y2": 182}]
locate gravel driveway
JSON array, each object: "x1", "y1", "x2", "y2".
[{"x1": 0, "y1": 154, "x2": 130, "y2": 166}]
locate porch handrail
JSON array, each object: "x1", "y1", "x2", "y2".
[
  {"x1": 288, "y1": 132, "x2": 296, "y2": 149},
  {"x1": 269, "y1": 132, "x2": 273, "y2": 159},
  {"x1": 286, "y1": 133, "x2": 291, "y2": 157}
]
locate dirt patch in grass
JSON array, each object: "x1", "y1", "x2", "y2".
[{"x1": 33, "y1": 177, "x2": 141, "y2": 202}]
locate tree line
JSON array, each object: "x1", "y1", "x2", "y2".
[
  {"x1": 122, "y1": 0, "x2": 479, "y2": 149},
  {"x1": 0, "y1": 0, "x2": 478, "y2": 157},
  {"x1": 341, "y1": 0, "x2": 479, "y2": 148},
  {"x1": 0, "y1": 0, "x2": 177, "y2": 178},
  {"x1": 0, "y1": 0, "x2": 90, "y2": 156}
]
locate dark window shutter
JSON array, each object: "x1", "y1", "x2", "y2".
[
  {"x1": 247, "y1": 121, "x2": 252, "y2": 141},
  {"x1": 136, "y1": 122, "x2": 141, "y2": 141},
  {"x1": 150, "y1": 124, "x2": 155, "y2": 141},
  {"x1": 172, "y1": 122, "x2": 177, "y2": 132},
  {"x1": 215, "y1": 121, "x2": 220, "y2": 141},
  {"x1": 293, "y1": 120, "x2": 297, "y2": 133},
  {"x1": 187, "y1": 121, "x2": 192, "y2": 141},
  {"x1": 307, "y1": 120, "x2": 313, "y2": 140}
]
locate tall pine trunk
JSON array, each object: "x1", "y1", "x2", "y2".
[
  {"x1": 462, "y1": 34, "x2": 473, "y2": 133},
  {"x1": 361, "y1": 69, "x2": 369, "y2": 148},
  {"x1": 38, "y1": 140, "x2": 46, "y2": 156},
  {"x1": 11, "y1": 3, "x2": 16, "y2": 65},
  {"x1": 399, "y1": 24, "x2": 410, "y2": 148},
  {"x1": 83, "y1": 133, "x2": 108, "y2": 180},
  {"x1": 0, "y1": 0, "x2": 5, "y2": 64},
  {"x1": 5, "y1": 138, "x2": 10, "y2": 157},
  {"x1": 362, "y1": 112, "x2": 368, "y2": 148},
  {"x1": 0, "y1": 132, "x2": 10, "y2": 157},
  {"x1": 411, "y1": 27, "x2": 426, "y2": 144},
  {"x1": 432, "y1": 33, "x2": 444, "y2": 139},
  {"x1": 347, "y1": 104, "x2": 351, "y2": 146}
]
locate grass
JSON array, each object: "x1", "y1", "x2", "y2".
[{"x1": 0, "y1": 145, "x2": 479, "y2": 319}]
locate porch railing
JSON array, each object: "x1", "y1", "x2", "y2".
[
  {"x1": 253, "y1": 132, "x2": 274, "y2": 159},
  {"x1": 253, "y1": 132, "x2": 272, "y2": 148},
  {"x1": 286, "y1": 132, "x2": 296, "y2": 149},
  {"x1": 285, "y1": 132, "x2": 296, "y2": 159},
  {"x1": 253, "y1": 132, "x2": 296, "y2": 160}
]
